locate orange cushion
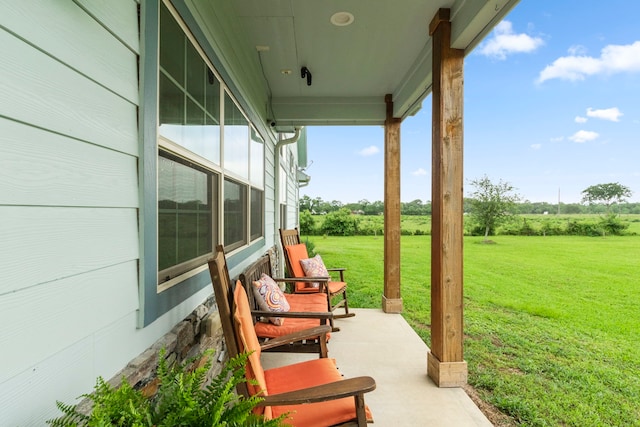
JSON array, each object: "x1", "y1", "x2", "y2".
[
  {"x1": 265, "y1": 358, "x2": 373, "y2": 427},
  {"x1": 253, "y1": 293, "x2": 330, "y2": 340},
  {"x1": 254, "y1": 318, "x2": 329, "y2": 339},
  {"x1": 285, "y1": 244, "x2": 308, "y2": 277},
  {"x1": 233, "y1": 282, "x2": 267, "y2": 398},
  {"x1": 327, "y1": 281, "x2": 347, "y2": 295},
  {"x1": 285, "y1": 244, "x2": 316, "y2": 292},
  {"x1": 286, "y1": 293, "x2": 328, "y2": 310}
]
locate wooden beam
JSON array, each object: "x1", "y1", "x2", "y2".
[
  {"x1": 428, "y1": 9, "x2": 467, "y2": 387},
  {"x1": 382, "y1": 94, "x2": 403, "y2": 313}
]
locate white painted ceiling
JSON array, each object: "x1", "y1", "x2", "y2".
[{"x1": 229, "y1": 0, "x2": 519, "y2": 129}]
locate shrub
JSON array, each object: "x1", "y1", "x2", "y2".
[
  {"x1": 565, "y1": 219, "x2": 602, "y2": 237},
  {"x1": 303, "y1": 237, "x2": 317, "y2": 257},
  {"x1": 321, "y1": 208, "x2": 359, "y2": 236},
  {"x1": 600, "y1": 214, "x2": 630, "y2": 236},
  {"x1": 299, "y1": 210, "x2": 316, "y2": 235}
]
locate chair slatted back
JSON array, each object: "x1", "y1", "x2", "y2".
[
  {"x1": 238, "y1": 253, "x2": 272, "y2": 317},
  {"x1": 208, "y1": 246, "x2": 241, "y2": 361}
]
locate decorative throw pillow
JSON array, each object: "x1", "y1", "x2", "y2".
[
  {"x1": 300, "y1": 254, "x2": 330, "y2": 288},
  {"x1": 252, "y1": 273, "x2": 290, "y2": 325}
]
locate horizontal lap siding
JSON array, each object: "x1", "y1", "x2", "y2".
[
  {"x1": 0, "y1": 28, "x2": 137, "y2": 155},
  {"x1": 0, "y1": 118, "x2": 138, "y2": 208},
  {"x1": 0, "y1": 206, "x2": 139, "y2": 295},
  {"x1": 0, "y1": 261, "x2": 140, "y2": 384},
  {"x1": 0, "y1": 0, "x2": 139, "y2": 104},
  {"x1": 0, "y1": 1, "x2": 144, "y2": 425},
  {"x1": 265, "y1": 141, "x2": 277, "y2": 245}
]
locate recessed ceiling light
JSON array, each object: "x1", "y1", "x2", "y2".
[
  {"x1": 330, "y1": 12, "x2": 354, "y2": 27},
  {"x1": 281, "y1": 69, "x2": 293, "y2": 75}
]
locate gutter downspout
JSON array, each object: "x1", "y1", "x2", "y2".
[{"x1": 274, "y1": 127, "x2": 301, "y2": 275}]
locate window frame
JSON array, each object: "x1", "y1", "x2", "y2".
[
  {"x1": 138, "y1": 0, "x2": 269, "y2": 327},
  {"x1": 156, "y1": 147, "x2": 219, "y2": 289}
]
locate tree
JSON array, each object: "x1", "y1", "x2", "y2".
[
  {"x1": 468, "y1": 175, "x2": 521, "y2": 241},
  {"x1": 299, "y1": 210, "x2": 316, "y2": 235},
  {"x1": 299, "y1": 195, "x2": 315, "y2": 212},
  {"x1": 581, "y1": 182, "x2": 632, "y2": 214}
]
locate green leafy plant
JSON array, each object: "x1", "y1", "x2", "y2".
[
  {"x1": 321, "y1": 208, "x2": 359, "y2": 236},
  {"x1": 48, "y1": 350, "x2": 285, "y2": 427}
]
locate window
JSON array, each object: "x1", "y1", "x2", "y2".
[
  {"x1": 223, "y1": 93, "x2": 249, "y2": 178},
  {"x1": 250, "y1": 187, "x2": 263, "y2": 240},
  {"x1": 250, "y1": 128, "x2": 264, "y2": 188},
  {"x1": 224, "y1": 179, "x2": 247, "y2": 250},
  {"x1": 140, "y1": 1, "x2": 272, "y2": 325},
  {"x1": 154, "y1": 1, "x2": 266, "y2": 290},
  {"x1": 159, "y1": 3, "x2": 221, "y2": 165},
  {"x1": 158, "y1": 152, "x2": 217, "y2": 283}
]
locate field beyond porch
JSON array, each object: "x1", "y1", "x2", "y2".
[{"x1": 306, "y1": 233, "x2": 640, "y2": 426}]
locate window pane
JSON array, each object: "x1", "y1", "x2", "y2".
[
  {"x1": 159, "y1": 72, "x2": 184, "y2": 141},
  {"x1": 204, "y1": 69, "x2": 221, "y2": 164},
  {"x1": 158, "y1": 154, "x2": 213, "y2": 280},
  {"x1": 160, "y1": 4, "x2": 184, "y2": 84},
  {"x1": 250, "y1": 129, "x2": 264, "y2": 187},
  {"x1": 223, "y1": 93, "x2": 249, "y2": 178},
  {"x1": 250, "y1": 188, "x2": 263, "y2": 240},
  {"x1": 186, "y1": 41, "x2": 205, "y2": 107},
  {"x1": 224, "y1": 179, "x2": 246, "y2": 250},
  {"x1": 159, "y1": 5, "x2": 220, "y2": 166}
]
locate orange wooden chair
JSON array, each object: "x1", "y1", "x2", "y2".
[
  {"x1": 280, "y1": 228, "x2": 355, "y2": 319},
  {"x1": 233, "y1": 281, "x2": 375, "y2": 426},
  {"x1": 209, "y1": 245, "x2": 331, "y2": 357}
]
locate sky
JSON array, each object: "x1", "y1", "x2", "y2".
[{"x1": 301, "y1": 1, "x2": 640, "y2": 205}]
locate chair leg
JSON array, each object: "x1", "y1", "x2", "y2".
[
  {"x1": 355, "y1": 393, "x2": 367, "y2": 427},
  {"x1": 334, "y1": 290, "x2": 356, "y2": 319}
]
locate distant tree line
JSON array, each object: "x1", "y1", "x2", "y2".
[{"x1": 299, "y1": 194, "x2": 640, "y2": 216}]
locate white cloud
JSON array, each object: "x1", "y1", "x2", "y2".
[
  {"x1": 568, "y1": 44, "x2": 588, "y2": 56},
  {"x1": 537, "y1": 40, "x2": 640, "y2": 83},
  {"x1": 586, "y1": 107, "x2": 623, "y2": 122},
  {"x1": 531, "y1": 144, "x2": 542, "y2": 150},
  {"x1": 358, "y1": 145, "x2": 379, "y2": 156},
  {"x1": 550, "y1": 136, "x2": 564, "y2": 142},
  {"x1": 478, "y1": 21, "x2": 544, "y2": 60},
  {"x1": 575, "y1": 116, "x2": 588, "y2": 123},
  {"x1": 569, "y1": 130, "x2": 599, "y2": 143},
  {"x1": 412, "y1": 168, "x2": 428, "y2": 176}
]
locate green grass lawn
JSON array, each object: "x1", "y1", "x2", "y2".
[{"x1": 308, "y1": 234, "x2": 640, "y2": 426}]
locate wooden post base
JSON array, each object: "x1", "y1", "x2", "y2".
[
  {"x1": 427, "y1": 351, "x2": 467, "y2": 387},
  {"x1": 381, "y1": 295, "x2": 403, "y2": 313}
]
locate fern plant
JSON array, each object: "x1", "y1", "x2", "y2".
[{"x1": 48, "y1": 349, "x2": 285, "y2": 427}]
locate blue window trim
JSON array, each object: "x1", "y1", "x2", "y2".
[{"x1": 138, "y1": 0, "x2": 214, "y2": 327}]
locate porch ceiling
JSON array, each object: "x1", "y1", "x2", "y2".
[{"x1": 229, "y1": 0, "x2": 519, "y2": 130}]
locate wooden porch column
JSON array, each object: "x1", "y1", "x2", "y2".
[
  {"x1": 382, "y1": 94, "x2": 403, "y2": 313},
  {"x1": 427, "y1": 9, "x2": 467, "y2": 387}
]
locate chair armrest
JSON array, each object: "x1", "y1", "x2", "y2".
[
  {"x1": 259, "y1": 325, "x2": 331, "y2": 352},
  {"x1": 272, "y1": 276, "x2": 331, "y2": 293},
  {"x1": 272, "y1": 276, "x2": 330, "y2": 283},
  {"x1": 250, "y1": 310, "x2": 333, "y2": 320},
  {"x1": 259, "y1": 376, "x2": 376, "y2": 406},
  {"x1": 326, "y1": 268, "x2": 346, "y2": 282}
]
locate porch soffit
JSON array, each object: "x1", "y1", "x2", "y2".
[{"x1": 188, "y1": 0, "x2": 519, "y2": 131}]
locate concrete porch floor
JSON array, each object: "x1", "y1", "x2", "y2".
[{"x1": 262, "y1": 308, "x2": 492, "y2": 427}]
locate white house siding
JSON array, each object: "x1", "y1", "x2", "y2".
[
  {"x1": 0, "y1": 1, "x2": 298, "y2": 424},
  {"x1": 0, "y1": 1, "x2": 162, "y2": 425}
]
